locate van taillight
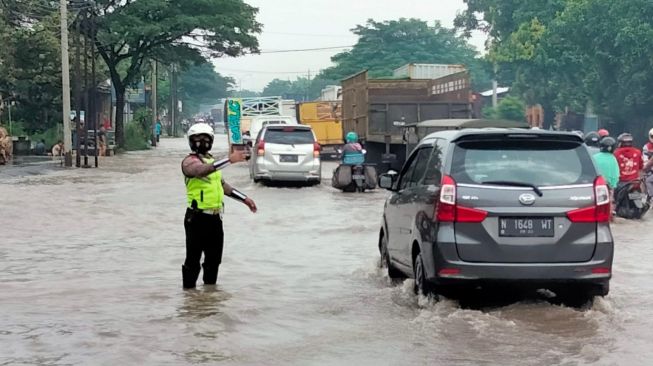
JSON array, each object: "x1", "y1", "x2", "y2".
[
  {"x1": 257, "y1": 140, "x2": 265, "y2": 155},
  {"x1": 436, "y1": 175, "x2": 488, "y2": 223},
  {"x1": 566, "y1": 176, "x2": 611, "y2": 223},
  {"x1": 313, "y1": 142, "x2": 321, "y2": 158}
]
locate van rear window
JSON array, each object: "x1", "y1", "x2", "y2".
[
  {"x1": 264, "y1": 129, "x2": 314, "y2": 144},
  {"x1": 451, "y1": 140, "x2": 596, "y2": 186}
]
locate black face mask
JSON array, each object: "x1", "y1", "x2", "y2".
[{"x1": 190, "y1": 136, "x2": 213, "y2": 154}]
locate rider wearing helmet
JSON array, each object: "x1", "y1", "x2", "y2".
[
  {"x1": 584, "y1": 131, "x2": 601, "y2": 155},
  {"x1": 614, "y1": 132, "x2": 644, "y2": 184},
  {"x1": 592, "y1": 137, "x2": 619, "y2": 189},
  {"x1": 180, "y1": 123, "x2": 257, "y2": 289},
  {"x1": 341, "y1": 131, "x2": 364, "y2": 165},
  {"x1": 598, "y1": 128, "x2": 610, "y2": 139}
]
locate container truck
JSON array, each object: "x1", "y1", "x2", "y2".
[
  {"x1": 296, "y1": 101, "x2": 343, "y2": 159},
  {"x1": 341, "y1": 68, "x2": 472, "y2": 172}
]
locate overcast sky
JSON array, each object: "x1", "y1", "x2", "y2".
[{"x1": 211, "y1": 0, "x2": 487, "y2": 92}]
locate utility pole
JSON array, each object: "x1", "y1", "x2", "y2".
[
  {"x1": 171, "y1": 64, "x2": 177, "y2": 138},
  {"x1": 151, "y1": 60, "x2": 158, "y2": 147},
  {"x1": 82, "y1": 10, "x2": 90, "y2": 169},
  {"x1": 492, "y1": 64, "x2": 498, "y2": 108},
  {"x1": 74, "y1": 14, "x2": 82, "y2": 168},
  {"x1": 91, "y1": 11, "x2": 98, "y2": 167},
  {"x1": 60, "y1": 0, "x2": 73, "y2": 167}
]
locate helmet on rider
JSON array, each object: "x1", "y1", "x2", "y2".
[
  {"x1": 584, "y1": 131, "x2": 601, "y2": 147},
  {"x1": 187, "y1": 123, "x2": 215, "y2": 154},
  {"x1": 618, "y1": 132, "x2": 634, "y2": 147},
  {"x1": 599, "y1": 136, "x2": 617, "y2": 153},
  {"x1": 346, "y1": 131, "x2": 358, "y2": 144},
  {"x1": 649, "y1": 128, "x2": 653, "y2": 143},
  {"x1": 598, "y1": 128, "x2": 609, "y2": 138}
]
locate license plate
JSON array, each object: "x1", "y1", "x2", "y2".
[
  {"x1": 499, "y1": 217, "x2": 554, "y2": 237},
  {"x1": 628, "y1": 192, "x2": 643, "y2": 200},
  {"x1": 352, "y1": 174, "x2": 365, "y2": 179},
  {"x1": 280, "y1": 155, "x2": 298, "y2": 163}
]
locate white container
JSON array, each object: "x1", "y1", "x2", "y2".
[{"x1": 393, "y1": 63, "x2": 466, "y2": 80}]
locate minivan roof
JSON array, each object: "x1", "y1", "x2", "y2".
[
  {"x1": 264, "y1": 124, "x2": 312, "y2": 131},
  {"x1": 416, "y1": 118, "x2": 529, "y2": 129},
  {"x1": 420, "y1": 128, "x2": 584, "y2": 146}
]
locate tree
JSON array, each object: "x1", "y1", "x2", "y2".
[
  {"x1": 178, "y1": 62, "x2": 235, "y2": 116},
  {"x1": 455, "y1": 0, "x2": 571, "y2": 128},
  {"x1": 319, "y1": 18, "x2": 491, "y2": 90},
  {"x1": 0, "y1": 1, "x2": 63, "y2": 133},
  {"x1": 90, "y1": 0, "x2": 261, "y2": 147},
  {"x1": 261, "y1": 79, "x2": 293, "y2": 98},
  {"x1": 484, "y1": 96, "x2": 526, "y2": 121}
]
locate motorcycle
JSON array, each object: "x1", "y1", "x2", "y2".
[
  {"x1": 615, "y1": 178, "x2": 650, "y2": 219},
  {"x1": 332, "y1": 150, "x2": 377, "y2": 192}
]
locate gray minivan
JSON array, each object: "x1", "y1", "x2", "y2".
[{"x1": 378, "y1": 129, "x2": 613, "y2": 301}]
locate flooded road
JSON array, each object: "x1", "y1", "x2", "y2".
[{"x1": 1, "y1": 136, "x2": 653, "y2": 365}]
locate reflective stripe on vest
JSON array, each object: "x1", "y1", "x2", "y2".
[{"x1": 185, "y1": 156, "x2": 224, "y2": 210}]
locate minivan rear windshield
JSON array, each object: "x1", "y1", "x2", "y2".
[
  {"x1": 264, "y1": 129, "x2": 314, "y2": 144},
  {"x1": 451, "y1": 139, "x2": 596, "y2": 186}
]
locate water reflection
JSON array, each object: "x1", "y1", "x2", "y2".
[{"x1": 177, "y1": 287, "x2": 232, "y2": 320}]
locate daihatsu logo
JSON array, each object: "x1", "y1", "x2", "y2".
[{"x1": 519, "y1": 193, "x2": 536, "y2": 206}]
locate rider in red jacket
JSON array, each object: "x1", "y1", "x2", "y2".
[{"x1": 614, "y1": 133, "x2": 643, "y2": 183}]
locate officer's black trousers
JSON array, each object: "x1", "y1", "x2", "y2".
[{"x1": 182, "y1": 208, "x2": 224, "y2": 288}]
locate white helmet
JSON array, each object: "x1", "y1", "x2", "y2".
[
  {"x1": 649, "y1": 128, "x2": 653, "y2": 143},
  {"x1": 187, "y1": 123, "x2": 214, "y2": 140}
]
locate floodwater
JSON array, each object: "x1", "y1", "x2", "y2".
[{"x1": 1, "y1": 136, "x2": 652, "y2": 365}]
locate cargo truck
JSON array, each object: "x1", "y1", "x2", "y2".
[
  {"x1": 224, "y1": 96, "x2": 284, "y2": 152},
  {"x1": 341, "y1": 68, "x2": 472, "y2": 172},
  {"x1": 296, "y1": 101, "x2": 343, "y2": 159}
]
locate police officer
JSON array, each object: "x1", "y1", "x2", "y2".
[{"x1": 181, "y1": 123, "x2": 257, "y2": 289}]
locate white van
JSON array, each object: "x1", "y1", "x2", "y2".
[{"x1": 245, "y1": 115, "x2": 298, "y2": 145}]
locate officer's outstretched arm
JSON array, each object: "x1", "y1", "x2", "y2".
[{"x1": 223, "y1": 179, "x2": 257, "y2": 213}]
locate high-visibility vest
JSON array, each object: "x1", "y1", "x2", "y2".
[{"x1": 185, "y1": 156, "x2": 224, "y2": 210}]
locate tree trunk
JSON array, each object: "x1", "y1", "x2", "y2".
[
  {"x1": 542, "y1": 100, "x2": 556, "y2": 130},
  {"x1": 114, "y1": 85, "x2": 126, "y2": 148}
]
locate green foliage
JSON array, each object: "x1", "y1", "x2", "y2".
[
  {"x1": 261, "y1": 77, "x2": 339, "y2": 101},
  {"x1": 0, "y1": 3, "x2": 63, "y2": 133},
  {"x1": 30, "y1": 125, "x2": 61, "y2": 148},
  {"x1": 123, "y1": 108, "x2": 152, "y2": 151},
  {"x1": 319, "y1": 18, "x2": 491, "y2": 90},
  {"x1": 482, "y1": 97, "x2": 526, "y2": 121},
  {"x1": 92, "y1": 0, "x2": 261, "y2": 147}
]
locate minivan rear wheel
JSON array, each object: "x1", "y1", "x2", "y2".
[
  {"x1": 413, "y1": 253, "x2": 436, "y2": 297},
  {"x1": 380, "y1": 234, "x2": 405, "y2": 280}
]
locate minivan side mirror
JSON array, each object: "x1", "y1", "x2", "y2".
[{"x1": 379, "y1": 170, "x2": 399, "y2": 191}]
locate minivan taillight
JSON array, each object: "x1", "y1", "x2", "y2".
[
  {"x1": 313, "y1": 142, "x2": 321, "y2": 158},
  {"x1": 566, "y1": 176, "x2": 611, "y2": 223},
  {"x1": 436, "y1": 175, "x2": 488, "y2": 223},
  {"x1": 257, "y1": 140, "x2": 265, "y2": 155}
]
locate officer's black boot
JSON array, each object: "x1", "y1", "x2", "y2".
[
  {"x1": 182, "y1": 265, "x2": 201, "y2": 289},
  {"x1": 202, "y1": 263, "x2": 219, "y2": 285}
]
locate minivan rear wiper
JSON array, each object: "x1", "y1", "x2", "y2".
[{"x1": 481, "y1": 180, "x2": 543, "y2": 197}]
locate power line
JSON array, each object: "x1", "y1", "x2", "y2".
[
  {"x1": 215, "y1": 67, "x2": 324, "y2": 75},
  {"x1": 265, "y1": 31, "x2": 355, "y2": 38},
  {"x1": 257, "y1": 45, "x2": 353, "y2": 54}
]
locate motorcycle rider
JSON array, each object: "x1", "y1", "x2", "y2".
[
  {"x1": 181, "y1": 123, "x2": 257, "y2": 289},
  {"x1": 584, "y1": 131, "x2": 601, "y2": 156},
  {"x1": 598, "y1": 128, "x2": 610, "y2": 139},
  {"x1": 642, "y1": 128, "x2": 653, "y2": 201},
  {"x1": 614, "y1": 132, "x2": 644, "y2": 186},
  {"x1": 341, "y1": 131, "x2": 365, "y2": 165},
  {"x1": 593, "y1": 137, "x2": 619, "y2": 190}
]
